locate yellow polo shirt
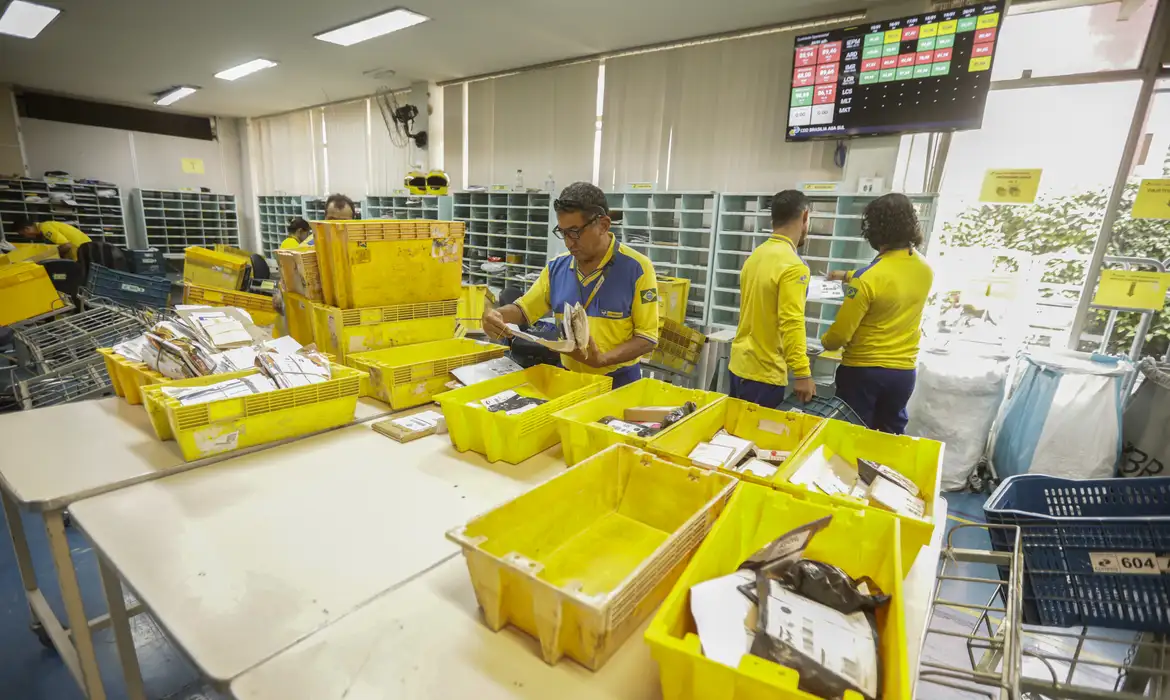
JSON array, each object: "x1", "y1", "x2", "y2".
[
  {"x1": 729, "y1": 235, "x2": 811, "y2": 386},
  {"x1": 279, "y1": 236, "x2": 301, "y2": 250},
  {"x1": 516, "y1": 234, "x2": 659, "y2": 375},
  {"x1": 821, "y1": 248, "x2": 933, "y2": 369},
  {"x1": 37, "y1": 222, "x2": 92, "y2": 261}
]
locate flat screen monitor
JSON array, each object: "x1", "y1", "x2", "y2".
[{"x1": 786, "y1": 1, "x2": 1005, "y2": 141}]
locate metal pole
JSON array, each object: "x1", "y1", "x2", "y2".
[{"x1": 1067, "y1": 1, "x2": 1170, "y2": 349}]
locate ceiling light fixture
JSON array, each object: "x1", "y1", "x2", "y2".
[
  {"x1": 154, "y1": 86, "x2": 198, "y2": 107},
  {"x1": 0, "y1": 0, "x2": 61, "y2": 39},
  {"x1": 315, "y1": 7, "x2": 429, "y2": 47},
  {"x1": 215, "y1": 58, "x2": 277, "y2": 81}
]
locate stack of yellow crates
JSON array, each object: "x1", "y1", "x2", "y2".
[{"x1": 308, "y1": 219, "x2": 480, "y2": 404}]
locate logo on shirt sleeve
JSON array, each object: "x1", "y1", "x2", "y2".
[
  {"x1": 641, "y1": 288, "x2": 658, "y2": 303},
  {"x1": 845, "y1": 285, "x2": 858, "y2": 299},
  {"x1": 799, "y1": 274, "x2": 809, "y2": 285}
]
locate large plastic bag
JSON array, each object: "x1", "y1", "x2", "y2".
[
  {"x1": 1120, "y1": 358, "x2": 1170, "y2": 478},
  {"x1": 991, "y1": 349, "x2": 1129, "y2": 480},
  {"x1": 906, "y1": 348, "x2": 1008, "y2": 490}
]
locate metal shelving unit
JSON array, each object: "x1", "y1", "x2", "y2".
[
  {"x1": 709, "y1": 192, "x2": 937, "y2": 337},
  {"x1": 0, "y1": 177, "x2": 127, "y2": 247},
  {"x1": 365, "y1": 194, "x2": 452, "y2": 221},
  {"x1": 455, "y1": 190, "x2": 551, "y2": 292},
  {"x1": 606, "y1": 190, "x2": 717, "y2": 325},
  {"x1": 257, "y1": 195, "x2": 307, "y2": 256},
  {"x1": 134, "y1": 189, "x2": 240, "y2": 258}
]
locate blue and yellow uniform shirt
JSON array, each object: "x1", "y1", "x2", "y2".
[
  {"x1": 279, "y1": 236, "x2": 301, "y2": 250},
  {"x1": 516, "y1": 234, "x2": 659, "y2": 375},
  {"x1": 821, "y1": 248, "x2": 933, "y2": 369},
  {"x1": 729, "y1": 236, "x2": 811, "y2": 386}
]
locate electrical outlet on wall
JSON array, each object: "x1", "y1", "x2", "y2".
[{"x1": 859, "y1": 177, "x2": 885, "y2": 195}]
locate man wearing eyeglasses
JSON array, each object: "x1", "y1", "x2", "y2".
[{"x1": 482, "y1": 182, "x2": 659, "y2": 388}]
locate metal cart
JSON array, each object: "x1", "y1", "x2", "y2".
[{"x1": 918, "y1": 523, "x2": 1170, "y2": 699}]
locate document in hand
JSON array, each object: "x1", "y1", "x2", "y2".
[{"x1": 504, "y1": 302, "x2": 592, "y2": 355}]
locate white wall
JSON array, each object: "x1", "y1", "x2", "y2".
[
  {"x1": 19, "y1": 117, "x2": 248, "y2": 247},
  {"x1": 0, "y1": 85, "x2": 24, "y2": 175}
]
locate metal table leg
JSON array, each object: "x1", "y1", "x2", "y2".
[{"x1": 98, "y1": 553, "x2": 146, "y2": 700}]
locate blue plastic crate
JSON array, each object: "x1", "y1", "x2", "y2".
[
  {"x1": 984, "y1": 474, "x2": 1170, "y2": 632},
  {"x1": 86, "y1": 264, "x2": 171, "y2": 309},
  {"x1": 776, "y1": 394, "x2": 867, "y2": 427}
]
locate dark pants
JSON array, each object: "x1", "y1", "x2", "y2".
[
  {"x1": 834, "y1": 365, "x2": 916, "y2": 434},
  {"x1": 608, "y1": 363, "x2": 642, "y2": 389},
  {"x1": 729, "y1": 371, "x2": 786, "y2": 408}
]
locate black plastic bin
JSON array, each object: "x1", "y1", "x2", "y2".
[{"x1": 127, "y1": 249, "x2": 165, "y2": 276}]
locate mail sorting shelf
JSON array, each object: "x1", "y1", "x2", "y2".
[
  {"x1": 134, "y1": 189, "x2": 240, "y2": 258},
  {"x1": 0, "y1": 177, "x2": 128, "y2": 247},
  {"x1": 709, "y1": 192, "x2": 937, "y2": 337},
  {"x1": 364, "y1": 194, "x2": 453, "y2": 222},
  {"x1": 455, "y1": 191, "x2": 551, "y2": 293},
  {"x1": 606, "y1": 191, "x2": 717, "y2": 326}
]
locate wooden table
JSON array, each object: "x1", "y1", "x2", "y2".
[
  {"x1": 0, "y1": 395, "x2": 391, "y2": 700},
  {"x1": 228, "y1": 501, "x2": 947, "y2": 700},
  {"x1": 69, "y1": 423, "x2": 568, "y2": 698}
]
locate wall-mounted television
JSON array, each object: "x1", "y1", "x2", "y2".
[{"x1": 785, "y1": 1, "x2": 1005, "y2": 141}]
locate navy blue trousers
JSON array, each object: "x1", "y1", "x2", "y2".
[
  {"x1": 608, "y1": 363, "x2": 642, "y2": 389},
  {"x1": 834, "y1": 365, "x2": 916, "y2": 434},
  {"x1": 728, "y1": 371, "x2": 786, "y2": 408}
]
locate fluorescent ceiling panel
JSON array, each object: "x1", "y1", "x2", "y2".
[
  {"x1": 155, "y1": 86, "x2": 198, "y2": 106},
  {"x1": 0, "y1": 0, "x2": 60, "y2": 39},
  {"x1": 315, "y1": 8, "x2": 429, "y2": 47},
  {"x1": 215, "y1": 58, "x2": 278, "y2": 81}
]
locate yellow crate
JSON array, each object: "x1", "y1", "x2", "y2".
[
  {"x1": 312, "y1": 299, "x2": 458, "y2": 362},
  {"x1": 657, "y1": 276, "x2": 691, "y2": 324},
  {"x1": 212, "y1": 244, "x2": 254, "y2": 258},
  {"x1": 447, "y1": 444, "x2": 735, "y2": 670},
  {"x1": 183, "y1": 283, "x2": 280, "y2": 329},
  {"x1": 97, "y1": 348, "x2": 166, "y2": 405},
  {"x1": 646, "y1": 398, "x2": 824, "y2": 484},
  {"x1": 552, "y1": 378, "x2": 726, "y2": 466},
  {"x1": 0, "y1": 263, "x2": 66, "y2": 326},
  {"x1": 274, "y1": 248, "x2": 323, "y2": 302},
  {"x1": 140, "y1": 363, "x2": 363, "y2": 461},
  {"x1": 312, "y1": 219, "x2": 464, "y2": 309},
  {"x1": 645, "y1": 484, "x2": 908, "y2": 700},
  {"x1": 435, "y1": 365, "x2": 613, "y2": 464},
  {"x1": 285, "y1": 292, "x2": 316, "y2": 346},
  {"x1": 183, "y1": 247, "x2": 250, "y2": 291},
  {"x1": 456, "y1": 284, "x2": 489, "y2": 333},
  {"x1": 771, "y1": 418, "x2": 943, "y2": 568},
  {"x1": 348, "y1": 337, "x2": 506, "y2": 409},
  {"x1": 4, "y1": 244, "x2": 60, "y2": 265},
  {"x1": 651, "y1": 318, "x2": 705, "y2": 373}
]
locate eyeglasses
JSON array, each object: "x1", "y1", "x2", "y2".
[{"x1": 552, "y1": 212, "x2": 601, "y2": 241}]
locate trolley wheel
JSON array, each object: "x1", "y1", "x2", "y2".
[
  {"x1": 966, "y1": 469, "x2": 984, "y2": 493},
  {"x1": 62, "y1": 511, "x2": 72, "y2": 528},
  {"x1": 30, "y1": 623, "x2": 54, "y2": 651}
]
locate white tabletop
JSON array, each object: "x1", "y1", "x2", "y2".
[
  {"x1": 230, "y1": 501, "x2": 948, "y2": 700},
  {"x1": 70, "y1": 424, "x2": 567, "y2": 685},
  {"x1": 0, "y1": 396, "x2": 391, "y2": 510}
]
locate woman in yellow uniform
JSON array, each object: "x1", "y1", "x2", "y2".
[
  {"x1": 821, "y1": 193, "x2": 933, "y2": 434},
  {"x1": 11, "y1": 216, "x2": 91, "y2": 261},
  {"x1": 279, "y1": 217, "x2": 312, "y2": 250}
]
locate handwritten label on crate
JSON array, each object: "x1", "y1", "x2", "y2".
[
  {"x1": 1089, "y1": 552, "x2": 1170, "y2": 575},
  {"x1": 121, "y1": 283, "x2": 146, "y2": 294}
]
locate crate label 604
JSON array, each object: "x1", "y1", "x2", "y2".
[{"x1": 1089, "y1": 552, "x2": 1170, "y2": 575}]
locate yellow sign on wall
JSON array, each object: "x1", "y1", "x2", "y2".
[
  {"x1": 1132, "y1": 179, "x2": 1170, "y2": 220},
  {"x1": 979, "y1": 169, "x2": 1042, "y2": 204},
  {"x1": 1093, "y1": 269, "x2": 1170, "y2": 311},
  {"x1": 181, "y1": 158, "x2": 205, "y2": 175}
]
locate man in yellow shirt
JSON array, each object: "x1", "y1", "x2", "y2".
[
  {"x1": 11, "y1": 216, "x2": 91, "y2": 261},
  {"x1": 482, "y1": 182, "x2": 659, "y2": 388},
  {"x1": 822, "y1": 193, "x2": 933, "y2": 434},
  {"x1": 729, "y1": 190, "x2": 815, "y2": 407}
]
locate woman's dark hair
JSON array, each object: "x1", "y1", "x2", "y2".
[
  {"x1": 861, "y1": 193, "x2": 923, "y2": 250},
  {"x1": 287, "y1": 217, "x2": 311, "y2": 234}
]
